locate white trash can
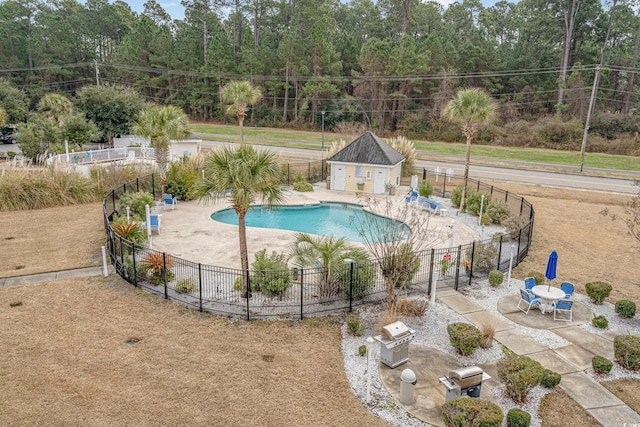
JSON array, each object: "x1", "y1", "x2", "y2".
[{"x1": 400, "y1": 368, "x2": 417, "y2": 405}]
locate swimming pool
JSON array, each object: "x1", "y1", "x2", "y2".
[{"x1": 211, "y1": 202, "x2": 410, "y2": 243}]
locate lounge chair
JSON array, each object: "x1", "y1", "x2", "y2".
[
  {"x1": 524, "y1": 277, "x2": 536, "y2": 294},
  {"x1": 561, "y1": 282, "x2": 575, "y2": 298},
  {"x1": 163, "y1": 193, "x2": 177, "y2": 210},
  {"x1": 404, "y1": 190, "x2": 419, "y2": 204},
  {"x1": 553, "y1": 299, "x2": 574, "y2": 322},
  {"x1": 517, "y1": 289, "x2": 540, "y2": 314}
]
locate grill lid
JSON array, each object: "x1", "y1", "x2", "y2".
[{"x1": 382, "y1": 321, "x2": 411, "y2": 340}]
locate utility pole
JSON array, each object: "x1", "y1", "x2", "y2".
[{"x1": 94, "y1": 60, "x2": 100, "y2": 86}]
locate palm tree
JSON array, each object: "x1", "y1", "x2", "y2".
[
  {"x1": 192, "y1": 144, "x2": 285, "y2": 298},
  {"x1": 37, "y1": 93, "x2": 74, "y2": 126},
  {"x1": 289, "y1": 233, "x2": 369, "y2": 300},
  {"x1": 443, "y1": 88, "x2": 497, "y2": 211},
  {"x1": 220, "y1": 80, "x2": 262, "y2": 144},
  {"x1": 132, "y1": 105, "x2": 190, "y2": 183}
]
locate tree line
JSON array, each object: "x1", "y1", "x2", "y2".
[{"x1": 1, "y1": 0, "x2": 640, "y2": 150}]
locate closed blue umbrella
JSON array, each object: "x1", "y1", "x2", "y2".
[{"x1": 545, "y1": 250, "x2": 558, "y2": 290}]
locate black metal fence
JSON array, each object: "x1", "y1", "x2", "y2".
[{"x1": 103, "y1": 169, "x2": 534, "y2": 321}]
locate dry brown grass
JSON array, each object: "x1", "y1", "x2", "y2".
[
  {"x1": 538, "y1": 391, "x2": 602, "y2": 427},
  {"x1": 0, "y1": 202, "x2": 103, "y2": 278},
  {"x1": 479, "y1": 320, "x2": 496, "y2": 349},
  {"x1": 0, "y1": 276, "x2": 389, "y2": 427},
  {"x1": 396, "y1": 297, "x2": 429, "y2": 316},
  {"x1": 601, "y1": 379, "x2": 640, "y2": 413}
]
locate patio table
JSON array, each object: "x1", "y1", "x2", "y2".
[{"x1": 531, "y1": 285, "x2": 566, "y2": 314}]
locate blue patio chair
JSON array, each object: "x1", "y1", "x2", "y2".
[
  {"x1": 561, "y1": 282, "x2": 575, "y2": 298},
  {"x1": 404, "y1": 190, "x2": 419, "y2": 204},
  {"x1": 517, "y1": 289, "x2": 540, "y2": 315},
  {"x1": 524, "y1": 277, "x2": 536, "y2": 294},
  {"x1": 149, "y1": 213, "x2": 161, "y2": 234},
  {"x1": 163, "y1": 193, "x2": 177, "y2": 210},
  {"x1": 553, "y1": 299, "x2": 574, "y2": 322}
]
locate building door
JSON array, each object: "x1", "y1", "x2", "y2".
[
  {"x1": 333, "y1": 165, "x2": 346, "y2": 190},
  {"x1": 373, "y1": 167, "x2": 385, "y2": 194}
]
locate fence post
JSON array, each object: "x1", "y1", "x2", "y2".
[
  {"x1": 136, "y1": 177, "x2": 140, "y2": 192},
  {"x1": 519, "y1": 197, "x2": 524, "y2": 216},
  {"x1": 246, "y1": 276, "x2": 250, "y2": 321},
  {"x1": 123, "y1": 183, "x2": 126, "y2": 194},
  {"x1": 516, "y1": 229, "x2": 523, "y2": 265},
  {"x1": 422, "y1": 168, "x2": 426, "y2": 180},
  {"x1": 454, "y1": 245, "x2": 462, "y2": 291},
  {"x1": 442, "y1": 177, "x2": 446, "y2": 198},
  {"x1": 476, "y1": 179, "x2": 480, "y2": 191},
  {"x1": 300, "y1": 268, "x2": 304, "y2": 320},
  {"x1": 427, "y1": 249, "x2": 435, "y2": 295},
  {"x1": 468, "y1": 241, "x2": 476, "y2": 287},
  {"x1": 152, "y1": 174, "x2": 156, "y2": 199},
  {"x1": 349, "y1": 261, "x2": 354, "y2": 312},
  {"x1": 497, "y1": 235, "x2": 503, "y2": 270},
  {"x1": 308, "y1": 162, "x2": 311, "y2": 182},
  {"x1": 505, "y1": 191, "x2": 509, "y2": 203},
  {"x1": 163, "y1": 252, "x2": 168, "y2": 299},
  {"x1": 198, "y1": 263, "x2": 203, "y2": 312},
  {"x1": 119, "y1": 236, "x2": 125, "y2": 276},
  {"x1": 287, "y1": 164, "x2": 291, "y2": 186},
  {"x1": 132, "y1": 243, "x2": 138, "y2": 287},
  {"x1": 112, "y1": 191, "x2": 116, "y2": 214}
]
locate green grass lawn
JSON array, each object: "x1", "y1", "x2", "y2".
[{"x1": 190, "y1": 123, "x2": 640, "y2": 172}]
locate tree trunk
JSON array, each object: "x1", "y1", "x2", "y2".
[
  {"x1": 461, "y1": 129, "x2": 473, "y2": 212},
  {"x1": 622, "y1": 17, "x2": 640, "y2": 114},
  {"x1": 283, "y1": 67, "x2": 289, "y2": 123},
  {"x1": 556, "y1": 0, "x2": 579, "y2": 115},
  {"x1": 238, "y1": 110, "x2": 245, "y2": 144},
  {"x1": 238, "y1": 210, "x2": 251, "y2": 298}
]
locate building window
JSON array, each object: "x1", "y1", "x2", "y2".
[
  {"x1": 355, "y1": 165, "x2": 363, "y2": 178},
  {"x1": 366, "y1": 170, "x2": 371, "y2": 180}
]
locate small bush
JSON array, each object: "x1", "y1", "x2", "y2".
[
  {"x1": 347, "y1": 314, "x2": 364, "y2": 337},
  {"x1": 380, "y1": 242, "x2": 420, "y2": 289},
  {"x1": 497, "y1": 355, "x2": 544, "y2": 403},
  {"x1": 614, "y1": 335, "x2": 640, "y2": 370},
  {"x1": 442, "y1": 398, "x2": 503, "y2": 427},
  {"x1": 465, "y1": 190, "x2": 491, "y2": 217},
  {"x1": 293, "y1": 181, "x2": 314, "y2": 192},
  {"x1": 140, "y1": 251, "x2": 175, "y2": 284},
  {"x1": 503, "y1": 215, "x2": 530, "y2": 239},
  {"x1": 480, "y1": 213, "x2": 491, "y2": 225},
  {"x1": 506, "y1": 408, "x2": 531, "y2": 427},
  {"x1": 117, "y1": 191, "x2": 155, "y2": 220},
  {"x1": 358, "y1": 345, "x2": 367, "y2": 356},
  {"x1": 397, "y1": 297, "x2": 428, "y2": 316},
  {"x1": 585, "y1": 281, "x2": 612, "y2": 304},
  {"x1": 418, "y1": 179, "x2": 434, "y2": 198},
  {"x1": 540, "y1": 369, "x2": 561, "y2": 388},
  {"x1": 447, "y1": 323, "x2": 482, "y2": 356},
  {"x1": 479, "y1": 320, "x2": 495, "y2": 348},
  {"x1": 175, "y1": 278, "x2": 197, "y2": 294},
  {"x1": 469, "y1": 242, "x2": 498, "y2": 271},
  {"x1": 451, "y1": 186, "x2": 463, "y2": 207},
  {"x1": 488, "y1": 270, "x2": 504, "y2": 287},
  {"x1": 339, "y1": 260, "x2": 376, "y2": 299},
  {"x1": 487, "y1": 202, "x2": 511, "y2": 225},
  {"x1": 592, "y1": 355, "x2": 613, "y2": 374},
  {"x1": 592, "y1": 315, "x2": 609, "y2": 329},
  {"x1": 233, "y1": 276, "x2": 243, "y2": 291},
  {"x1": 615, "y1": 300, "x2": 636, "y2": 319},
  {"x1": 250, "y1": 249, "x2": 291, "y2": 297}
]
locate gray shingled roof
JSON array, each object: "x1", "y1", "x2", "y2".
[{"x1": 327, "y1": 131, "x2": 405, "y2": 166}]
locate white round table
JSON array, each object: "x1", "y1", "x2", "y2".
[{"x1": 531, "y1": 285, "x2": 566, "y2": 314}]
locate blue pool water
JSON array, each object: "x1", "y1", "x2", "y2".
[{"x1": 211, "y1": 202, "x2": 409, "y2": 243}]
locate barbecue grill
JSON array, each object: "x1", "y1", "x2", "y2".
[
  {"x1": 374, "y1": 321, "x2": 416, "y2": 368},
  {"x1": 439, "y1": 366, "x2": 490, "y2": 401}
]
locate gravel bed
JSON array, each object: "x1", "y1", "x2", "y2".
[{"x1": 340, "y1": 203, "x2": 640, "y2": 426}]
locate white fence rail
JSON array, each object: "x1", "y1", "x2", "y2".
[{"x1": 47, "y1": 147, "x2": 156, "y2": 167}]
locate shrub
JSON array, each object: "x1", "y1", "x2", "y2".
[
  {"x1": 447, "y1": 323, "x2": 482, "y2": 356},
  {"x1": 140, "y1": 251, "x2": 175, "y2": 284},
  {"x1": 506, "y1": 408, "x2": 531, "y2": 427},
  {"x1": 166, "y1": 159, "x2": 199, "y2": 201},
  {"x1": 293, "y1": 181, "x2": 314, "y2": 192},
  {"x1": 233, "y1": 276, "x2": 243, "y2": 291},
  {"x1": 480, "y1": 213, "x2": 491, "y2": 225},
  {"x1": 441, "y1": 398, "x2": 503, "y2": 427},
  {"x1": 614, "y1": 335, "x2": 640, "y2": 370},
  {"x1": 497, "y1": 355, "x2": 544, "y2": 403},
  {"x1": 339, "y1": 260, "x2": 376, "y2": 299},
  {"x1": 592, "y1": 315, "x2": 609, "y2": 329},
  {"x1": 503, "y1": 215, "x2": 530, "y2": 239},
  {"x1": 487, "y1": 202, "x2": 510, "y2": 225},
  {"x1": 526, "y1": 272, "x2": 545, "y2": 286},
  {"x1": 468, "y1": 242, "x2": 498, "y2": 271},
  {"x1": 380, "y1": 242, "x2": 420, "y2": 289},
  {"x1": 111, "y1": 220, "x2": 147, "y2": 247},
  {"x1": 585, "y1": 281, "x2": 612, "y2": 304},
  {"x1": 358, "y1": 345, "x2": 367, "y2": 356},
  {"x1": 465, "y1": 190, "x2": 491, "y2": 216},
  {"x1": 479, "y1": 320, "x2": 495, "y2": 348},
  {"x1": 451, "y1": 186, "x2": 463, "y2": 207},
  {"x1": 250, "y1": 249, "x2": 292, "y2": 297},
  {"x1": 347, "y1": 314, "x2": 363, "y2": 337},
  {"x1": 592, "y1": 355, "x2": 613, "y2": 374},
  {"x1": 488, "y1": 270, "x2": 504, "y2": 287},
  {"x1": 540, "y1": 369, "x2": 561, "y2": 388},
  {"x1": 117, "y1": 191, "x2": 155, "y2": 220},
  {"x1": 615, "y1": 300, "x2": 636, "y2": 319},
  {"x1": 397, "y1": 297, "x2": 428, "y2": 316},
  {"x1": 418, "y1": 179, "x2": 434, "y2": 198},
  {"x1": 175, "y1": 278, "x2": 197, "y2": 294}
]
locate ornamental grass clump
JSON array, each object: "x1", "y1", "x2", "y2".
[
  {"x1": 347, "y1": 314, "x2": 363, "y2": 337},
  {"x1": 592, "y1": 355, "x2": 613, "y2": 374},
  {"x1": 175, "y1": 278, "x2": 197, "y2": 294},
  {"x1": 614, "y1": 335, "x2": 640, "y2": 370},
  {"x1": 615, "y1": 300, "x2": 636, "y2": 319},
  {"x1": 497, "y1": 355, "x2": 544, "y2": 403},
  {"x1": 441, "y1": 398, "x2": 503, "y2": 427},
  {"x1": 447, "y1": 322, "x2": 482, "y2": 356},
  {"x1": 585, "y1": 281, "x2": 612, "y2": 304}
]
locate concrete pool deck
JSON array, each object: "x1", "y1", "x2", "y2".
[{"x1": 150, "y1": 184, "x2": 480, "y2": 269}]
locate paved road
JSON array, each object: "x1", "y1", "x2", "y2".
[{"x1": 197, "y1": 138, "x2": 639, "y2": 195}]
